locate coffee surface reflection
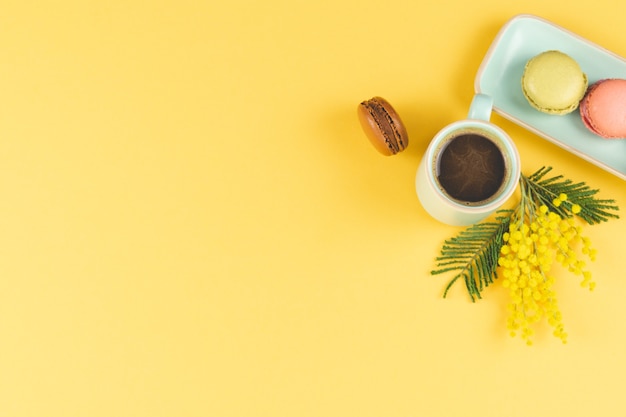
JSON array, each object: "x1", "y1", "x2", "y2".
[{"x1": 437, "y1": 134, "x2": 505, "y2": 203}]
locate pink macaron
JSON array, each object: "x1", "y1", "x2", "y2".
[{"x1": 579, "y1": 79, "x2": 626, "y2": 139}]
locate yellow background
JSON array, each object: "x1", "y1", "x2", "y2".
[{"x1": 1, "y1": 1, "x2": 625, "y2": 416}]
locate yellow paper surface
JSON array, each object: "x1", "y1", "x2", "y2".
[{"x1": 1, "y1": 1, "x2": 625, "y2": 416}]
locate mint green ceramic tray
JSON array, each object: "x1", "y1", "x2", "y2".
[{"x1": 475, "y1": 14, "x2": 626, "y2": 180}]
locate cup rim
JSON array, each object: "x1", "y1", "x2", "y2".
[{"x1": 425, "y1": 119, "x2": 521, "y2": 213}]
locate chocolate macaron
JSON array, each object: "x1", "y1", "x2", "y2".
[{"x1": 357, "y1": 97, "x2": 409, "y2": 155}]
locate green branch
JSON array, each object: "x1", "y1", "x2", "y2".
[
  {"x1": 431, "y1": 166, "x2": 620, "y2": 302},
  {"x1": 523, "y1": 166, "x2": 619, "y2": 224},
  {"x1": 431, "y1": 213, "x2": 510, "y2": 302}
]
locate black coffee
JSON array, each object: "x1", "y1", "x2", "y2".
[{"x1": 437, "y1": 133, "x2": 506, "y2": 203}]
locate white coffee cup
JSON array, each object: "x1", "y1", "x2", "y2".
[{"x1": 415, "y1": 94, "x2": 520, "y2": 226}]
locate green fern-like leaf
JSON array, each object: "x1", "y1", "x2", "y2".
[
  {"x1": 522, "y1": 166, "x2": 619, "y2": 224},
  {"x1": 431, "y1": 213, "x2": 511, "y2": 302}
]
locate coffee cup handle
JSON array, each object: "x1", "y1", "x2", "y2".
[{"x1": 467, "y1": 93, "x2": 493, "y2": 122}]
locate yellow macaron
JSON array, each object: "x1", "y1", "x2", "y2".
[{"x1": 521, "y1": 50, "x2": 588, "y2": 115}]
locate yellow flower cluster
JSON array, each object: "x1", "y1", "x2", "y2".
[{"x1": 498, "y1": 194, "x2": 596, "y2": 345}]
